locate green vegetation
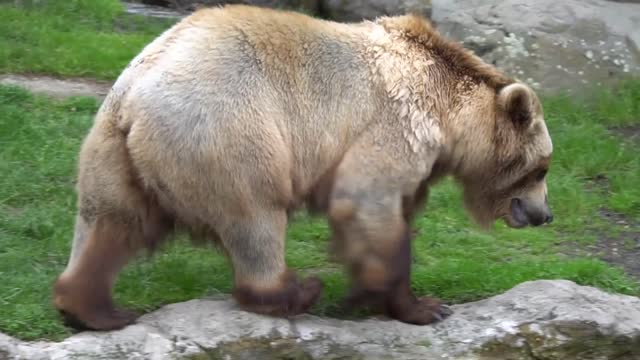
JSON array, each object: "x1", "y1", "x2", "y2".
[
  {"x1": 0, "y1": 0, "x2": 177, "y2": 80},
  {"x1": 0, "y1": 0, "x2": 639, "y2": 342}
]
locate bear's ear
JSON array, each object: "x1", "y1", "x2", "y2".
[{"x1": 497, "y1": 83, "x2": 534, "y2": 130}]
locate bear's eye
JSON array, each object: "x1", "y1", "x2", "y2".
[{"x1": 535, "y1": 168, "x2": 548, "y2": 181}]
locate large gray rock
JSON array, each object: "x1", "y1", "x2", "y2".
[
  {"x1": 320, "y1": 0, "x2": 432, "y2": 22},
  {"x1": 431, "y1": 0, "x2": 640, "y2": 95},
  {"x1": 2, "y1": 280, "x2": 639, "y2": 359}
]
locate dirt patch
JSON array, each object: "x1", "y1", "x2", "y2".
[
  {"x1": 610, "y1": 124, "x2": 640, "y2": 143},
  {"x1": 592, "y1": 209, "x2": 640, "y2": 277},
  {"x1": 563, "y1": 173, "x2": 639, "y2": 279},
  {"x1": 584, "y1": 173, "x2": 611, "y2": 193},
  {"x1": 0, "y1": 74, "x2": 112, "y2": 101},
  {"x1": 579, "y1": 139, "x2": 640, "y2": 278},
  {"x1": 563, "y1": 207, "x2": 640, "y2": 280},
  {"x1": 123, "y1": 1, "x2": 186, "y2": 19}
]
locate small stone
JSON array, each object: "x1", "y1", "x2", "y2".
[{"x1": 585, "y1": 50, "x2": 594, "y2": 60}]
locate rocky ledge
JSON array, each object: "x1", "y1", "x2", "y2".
[{"x1": 1, "y1": 280, "x2": 639, "y2": 359}]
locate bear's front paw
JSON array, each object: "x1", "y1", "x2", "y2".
[
  {"x1": 233, "y1": 273, "x2": 324, "y2": 317},
  {"x1": 296, "y1": 276, "x2": 324, "y2": 313},
  {"x1": 388, "y1": 296, "x2": 453, "y2": 325}
]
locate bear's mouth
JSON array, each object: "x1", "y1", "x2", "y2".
[{"x1": 507, "y1": 198, "x2": 529, "y2": 228}]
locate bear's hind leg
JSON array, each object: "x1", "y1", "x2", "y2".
[
  {"x1": 53, "y1": 210, "x2": 170, "y2": 331},
  {"x1": 222, "y1": 209, "x2": 323, "y2": 317}
]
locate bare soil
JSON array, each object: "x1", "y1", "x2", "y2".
[
  {"x1": 573, "y1": 162, "x2": 640, "y2": 280},
  {"x1": 592, "y1": 209, "x2": 640, "y2": 277},
  {"x1": 610, "y1": 124, "x2": 640, "y2": 143},
  {"x1": 123, "y1": 1, "x2": 185, "y2": 19},
  {"x1": 0, "y1": 74, "x2": 112, "y2": 101},
  {"x1": 564, "y1": 128, "x2": 640, "y2": 280},
  {"x1": 560, "y1": 208, "x2": 639, "y2": 281}
]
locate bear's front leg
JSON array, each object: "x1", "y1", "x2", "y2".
[
  {"x1": 332, "y1": 209, "x2": 452, "y2": 325},
  {"x1": 379, "y1": 228, "x2": 453, "y2": 325},
  {"x1": 327, "y1": 144, "x2": 452, "y2": 325}
]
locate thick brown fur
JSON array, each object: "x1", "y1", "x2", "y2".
[
  {"x1": 378, "y1": 14, "x2": 513, "y2": 90},
  {"x1": 53, "y1": 4, "x2": 553, "y2": 330}
]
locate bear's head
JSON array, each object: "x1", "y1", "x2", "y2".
[{"x1": 455, "y1": 82, "x2": 553, "y2": 230}]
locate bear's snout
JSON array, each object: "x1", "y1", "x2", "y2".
[{"x1": 510, "y1": 197, "x2": 553, "y2": 227}]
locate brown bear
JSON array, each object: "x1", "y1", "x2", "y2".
[{"x1": 52, "y1": 4, "x2": 554, "y2": 331}]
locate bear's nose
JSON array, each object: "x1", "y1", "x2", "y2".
[{"x1": 545, "y1": 213, "x2": 554, "y2": 224}]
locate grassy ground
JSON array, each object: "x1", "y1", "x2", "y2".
[
  {"x1": 0, "y1": 0, "x2": 177, "y2": 80},
  {"x1": 1, "y1": 0, "x2": 639, "y2": 342}
]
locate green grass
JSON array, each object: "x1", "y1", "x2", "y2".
[
  {"x1": 0, "y1": 0, "x2": 177, "y2": 80},
  {"x1": 1, "y1": 0, "x2": 639, "y2": 343},
  {"x1": 1, "y1": 80, "x2": 639, "y2": 341}
]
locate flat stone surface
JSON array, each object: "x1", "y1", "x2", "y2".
[{"x1": 1, "y1": 280, "x2": 639, "y2": 359}]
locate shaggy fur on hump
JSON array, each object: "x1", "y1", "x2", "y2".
[{"x1": 378, "y1": 14, "x2": 515, "y2": 90}]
